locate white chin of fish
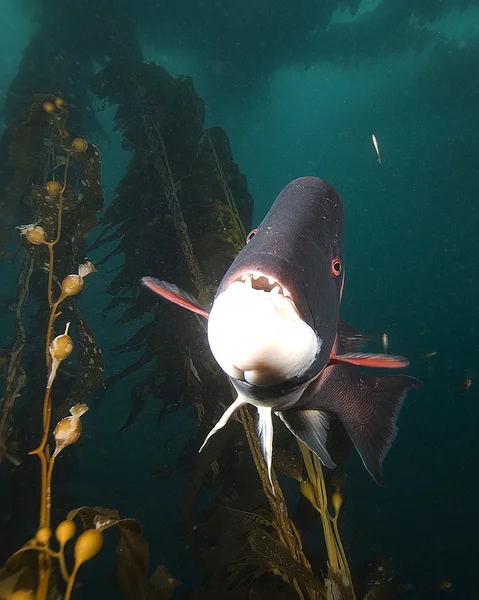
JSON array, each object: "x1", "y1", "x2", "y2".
[{"x1": 207, "y1": 278, "x2": 319, "y2": 386}]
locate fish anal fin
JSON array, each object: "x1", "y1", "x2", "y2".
[
  {"x1": 257, "y1": 406, "x2": 275, "y2": 493},
  {"x1": 141, "y1": 277, "x2": 209, "y2": 319},
  {"x1": 305, "y1": 365, "x2": 421, "y2": 483},
  {"x1": 277, "y1": 410, "x2": 335, "y2": 470}
]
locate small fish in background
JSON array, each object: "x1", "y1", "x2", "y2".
[
  {"x1": 429, "y1": 579, "x2": 452, "y2": 591},
  {"x1": 371, "y1": 133, "x2": 382, "y2": 164},
  {"x1": 419, "y1": 350, "x2": 438, "y2": 360},
  {"x1": 456, "y1": 378, "x2": 472, "y2": 395},
  {"x1": 382, "y1": 333, "x2": 389, "y2": 354}
]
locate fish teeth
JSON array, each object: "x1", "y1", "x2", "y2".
[
  {"x1": 270, "y1": 285, "x2": 281, "y2": 295},
  {"x1": 267, "y1": 276, "x2": 276, "y2": 286},
  {"x1": 252, "y1": 272, "x2": 261, "y2": 280}
]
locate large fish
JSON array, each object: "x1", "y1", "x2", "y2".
[{"x1": 142, "y1": 177, "x2": 421, "y2": 486}]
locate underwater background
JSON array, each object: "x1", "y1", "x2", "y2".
[{"x1": 0, "y1": 0, "x2": 478, "y2": 598}]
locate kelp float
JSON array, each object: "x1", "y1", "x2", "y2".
[
  {"x1": 0, "y1": 97, "x2": 178, "y2": 600},
  {"x1": 88, "y1": 58, "x2": 395, "y2": 599}
]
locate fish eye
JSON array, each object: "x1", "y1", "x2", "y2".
[
  {"x1": 246, "y1": 228, "x2": 258, "y2": 243},
  {"x1": 331, "y1": 257, "x2": 342, "y2": 277}
]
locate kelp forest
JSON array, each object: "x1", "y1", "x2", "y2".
[{"x1": 2, "y1": 0, "x2": 470, "y2": 598}]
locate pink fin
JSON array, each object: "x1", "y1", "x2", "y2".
[
  {"x1": 141, "y1": 277, "x2": 209, "y2": 319},
  {"x1": 330, "y1": 352, "x2": 409, "y2": 369}
]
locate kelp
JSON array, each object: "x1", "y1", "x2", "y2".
[
  {"x1": 0, "y1": 96, "x2": 180, "y2": 600},
  {"x1": 90, "y1": 58, "x2": 252, "y2": 433},
  {"x1": 0, "y1": 97, "x2": 104, "y2": 468},
  {"x1": 67, "y1": 506, "x2": 168, "y2": 600}
]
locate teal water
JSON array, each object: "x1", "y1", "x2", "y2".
[{"x1": 0, "y1": 1, "x2": 478, "y2": 598}]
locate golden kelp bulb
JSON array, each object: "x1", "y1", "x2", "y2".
[
  {"x1": 61, "y1": 274, "x2": 83, "y2": 298},
  {"x1": 52, "y1": 403, "x2": 89, "y2": 458},
  {"x1": 55, "y1": 519, "x2": 76, "y2": 545},
  {"x1": 54, "y1": 97, "x2": 65, "y2": 108},
  {"x1": 47, "y1": 325, "x2": 73, "y2": 389},
  {"x1": 35, "y1": 526, "x2": 52, "y2": 544},
  {"x1": 332, "y1": 491, "x2": 343, "y2": 515},
  {"x1": 74, "y1": 529, "x2": 103, "y2": 566},
  {"x1": 18, "y1": 224, "x2": 47, "y2": 245},
  {"x1": 50, "y1": 331, "x2": 73, "y2": 362},
  {"x1": 300, "y1": 481, "x2": 317, "y2": 505},
  {"x1": 7, "y1": 591, "x2": 34, "y2": 600},
  {"x1": 42, "y1": 100, "x2": 56, "y2": 113},
  {"x1": 46, "y1": 180, "x2": 63, "y2": 196},
  {"x1": 59, "y1": 261, "x2": 96, "y2": 302},
  {"x1": 71, "y1": 137, "x2": 88, "y2": 153}
]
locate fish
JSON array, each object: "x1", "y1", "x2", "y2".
[
  {"x1": 419, "y1": 350, "x2": 438, "y2": 360},
  {"x1": 430, "y1": 579, "x2": 452, "y2": 591},
  {"x1": 382, "y1": 333, "x2": 389, "y2": 354},
  {"x1": 142, "y1": 177, "x2": 421, "y2": 488},
  {"x1": 456, "y1": 378, "x2": 471, "y2": 395},
  {"x1": 371, "y1": 134, "x2": 381, "y2": 164}
]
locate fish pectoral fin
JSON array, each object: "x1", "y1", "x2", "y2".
[
  {"x1": 141, "y1": 277, "x2": 210, "y2": 319},
  {"x1": 256, "y1": 406, "x2": 275, "y2": 492},
  {"x1": 337, "y1": 320, "x2": 375, "y2": 353},
  {"x1": 306, "y1": 365, "x2": 422, "y2": 484},
  {"x1": 199, "y1": 398, "x2": 246, "y2": 452},
  {"x1": 330, "y1": 352, "x2": 409, "y2": 369},
  {"x1": 277, "y1": 410, "x2": 335, "y2": 470}
]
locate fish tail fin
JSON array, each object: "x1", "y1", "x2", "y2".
[
  {"x1": 343, "y1": 374, "x2": 420, "y2": 484},
  {"x1": 304, "y1": 365, "x2": 421, "y2": 484}
]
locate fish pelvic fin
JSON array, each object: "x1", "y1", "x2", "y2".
[
  {"x1": 257, "y1": 406, "x2": 275, "y2": 493},
  {"x1": 141, "y1": 277, "x2": 209, "y2": 319},
  {"x1": 199, "y1": 398, "x2": 246, "y2": 452},
  {"x1": 304, "y1": 365, "x2": 422, "y2": 484},
  {"x1": 277, "y1": 410, "x2": 336, "y2": 471},
  {"x1": 337, "y1": 320, "x2": 375, "y2": 353}
]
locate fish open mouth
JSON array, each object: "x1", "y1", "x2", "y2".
[
  {"x1": 207, "y1": 270, "x2": 319, "y2": 386},
  {"x1": 238, "y1": 271, "x2": 292, "y2": 298}
]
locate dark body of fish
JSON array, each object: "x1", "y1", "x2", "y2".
[{"x1": 143, "y1": 176, "x2": 421, "y2": 486}]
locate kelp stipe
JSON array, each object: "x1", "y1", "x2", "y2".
[{"x1": 299, "y1": 446, "x2": 355, "y2": 599}]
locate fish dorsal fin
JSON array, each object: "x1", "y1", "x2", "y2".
[
  {"x1": 277, "y1": 410, "x2": 335, "y2": 471},
  {"x1": 337, "y1": 320, "x2": 375, "y2": 353},
  {"x1": 330, "y1": 352, "x2": 409, "y2": 369},
  {"x1": 141, "y1": 277, "x2": 209, "y2": 319}
]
